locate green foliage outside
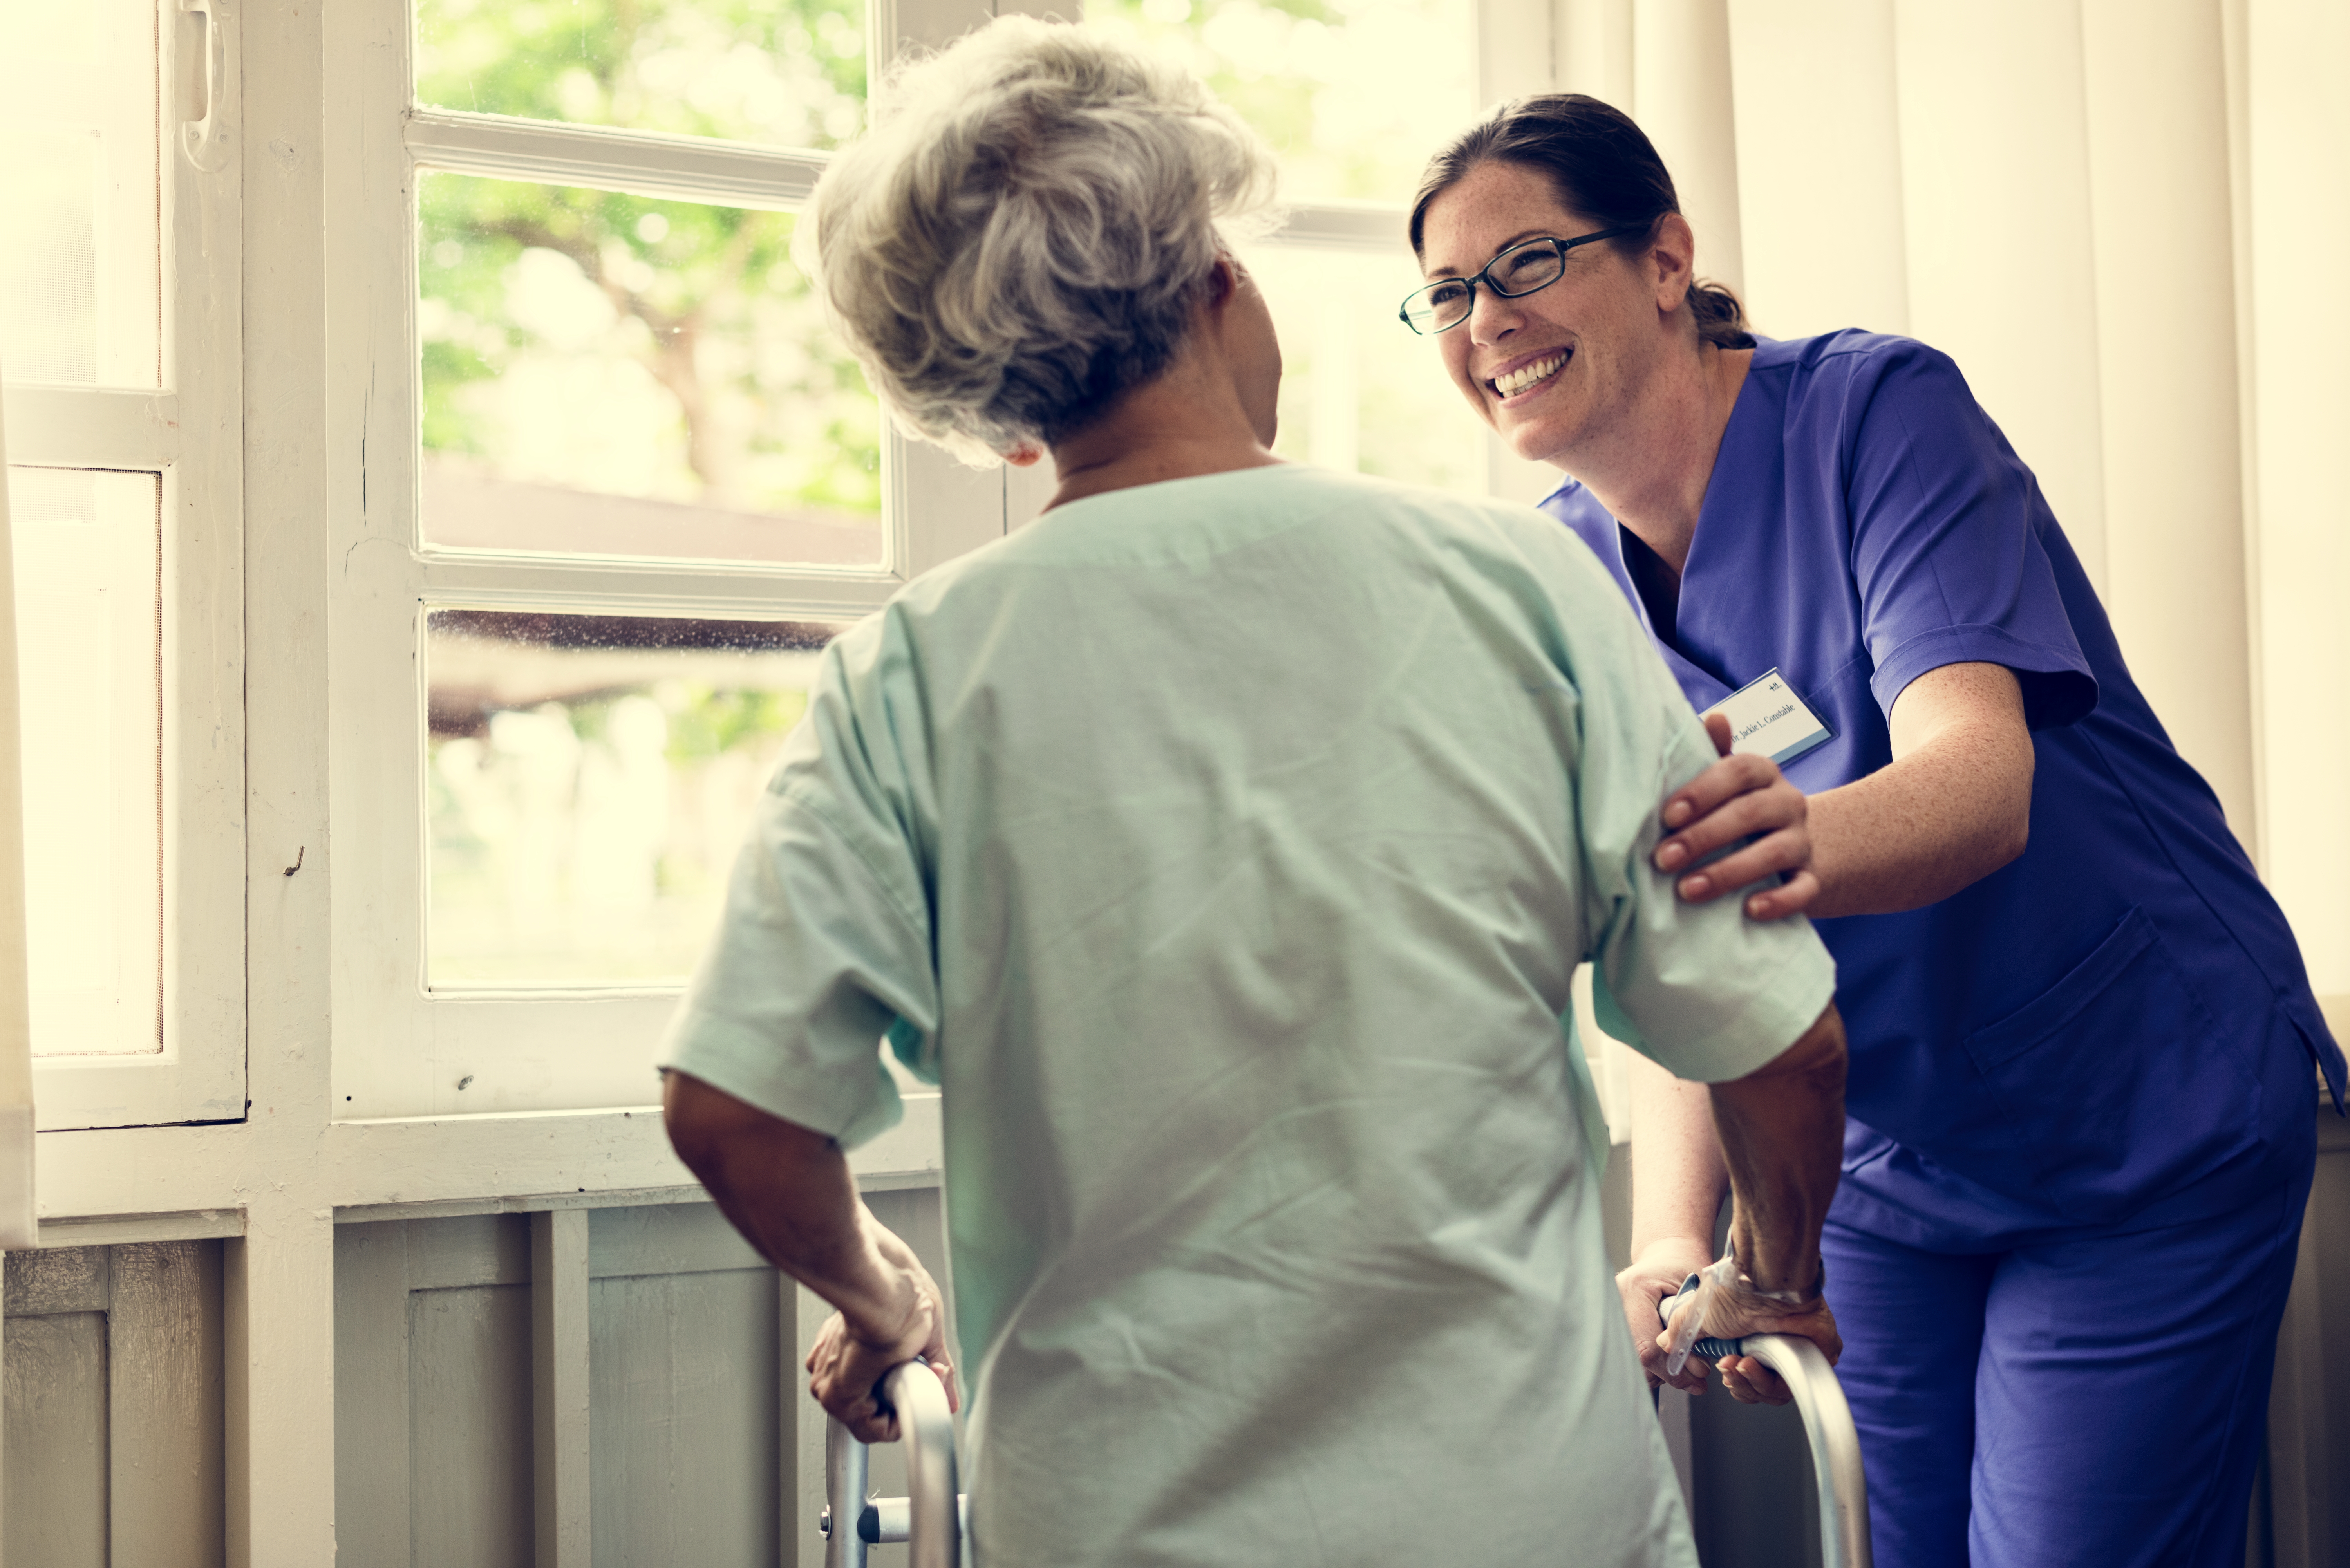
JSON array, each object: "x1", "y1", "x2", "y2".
[
  {"x1": 415, "y1": 0, "x2": 879, "y2": 521},
  {"x1": 420, "y1": 176, "x2": 881, "y2": 517},
  {"x1": 1082, "y1": 0, "x2": 1474, "y2": 206},
  {"x1": 661, "y1": 683, "x2": 810, "y2": 764},
  {"x1": 416, "y1": 0, "x2": 867, "y2": 147},
  {"x1": 409, "y1": 0, "x2": 1478, "y2": 515}
]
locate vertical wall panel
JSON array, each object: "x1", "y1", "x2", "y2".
[
  {"x1": 1724, "y1": 0, "x2": 1908, "y2": 339},
  {"x1": 2080, "y1": 0, "x2": 2258, "y2": 845},
  {"x1": 588, "y1": 1269, "x2": 780, "y2": 1568},
  {"x1": 1893, "y1": 0, "x2": 2110, "y2": 587},
  {"x1": 4, "y1": 1311, "x2": 110, "y2": 1568},
  {"x1": 409, "y1": 1284, "x2": 537, "y2": 1568},
  {"x1": 533, "y1": 1209, "x2": 593, "y2": 1568},
  {"x1": 333, "y1": 1221, "x2": 417, "y2": 1568},
  {"x1": 108, "y1": 1242, "x2": 227, "y2": 1568},
  {"x1": 4, "y1": 1243, "x2": 228, "y2": 1568}
]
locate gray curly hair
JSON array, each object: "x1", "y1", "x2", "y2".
[{"x1": 804, "y1": 16, "x2": 1279, "y2": 466}]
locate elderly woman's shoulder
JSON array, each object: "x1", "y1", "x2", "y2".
[{"x1": 1243, "y1": 464, "x2": 1578, "y2": 559}]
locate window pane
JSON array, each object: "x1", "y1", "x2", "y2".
[
  {"x1": 0, "y1": 0, "x2": 162, "y2": 387},
  {"x1": 8, "y1": 468, "x2": 161, "y2": 1056},
  {"x1": 1245, "y1": 245, "x2": 1484, "y2": 493},
  {"x1": 426, "y1": 609, "x2": 846, "y2": 989},
  {"x1": 1084, "y1": 0, "x2": 1473, "y2": 205},
  {"x1": 415, "y1": 0, "x2": 866, "y2": 150},
  {"x1": 420, "y1": 175, "x2": 882, "y2": 566}
]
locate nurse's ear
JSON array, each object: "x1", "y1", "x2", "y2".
[{"x1": 1646, "y1": 211, "x2": 1699, "y2": 318}]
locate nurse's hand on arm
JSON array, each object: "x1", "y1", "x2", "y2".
[
  {"x1": 1615, "y1": 1002, "x2": 1847, "y2": 1406},
  {"x1": 663, "y1": 1069, "x2": 957, "y2": 1442},
  {"x1": 1654, "y1": 661, "x2": 2033, "y2": 921}
]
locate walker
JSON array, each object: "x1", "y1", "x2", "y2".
[
  {"x1": 816, "y1": 1306, "x2": 1871, "y2": 1567},
  {"x1": 1658, "y1": 1281, "x2": 1873, "y2": 1568}
]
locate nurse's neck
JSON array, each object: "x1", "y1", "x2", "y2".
[{"x1": 1567, "y1": 338, "x2": 1751, "y2": 590}]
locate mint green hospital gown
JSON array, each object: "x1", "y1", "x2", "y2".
[{"x1": 660, "y1": 464, "x2": 1835, "y2": 1567}]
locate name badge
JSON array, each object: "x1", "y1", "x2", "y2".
[{"x1": 1701, "y1": 668, "x2": 1832, "y2": 766}]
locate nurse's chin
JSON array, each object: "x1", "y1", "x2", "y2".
[{"x1": 1494, "y1": 416, "x2": 1574, "y2": 468}]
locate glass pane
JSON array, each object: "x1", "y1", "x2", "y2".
[
  {"x1": 426, "y1": 609, "x2": 846, "y2": 988},
  {"x1": 7, "y1": 468, "x2": 162, "y2": 1056},
  {"x1": 1084, "y1": 0, "x2": 1473, "y2": 205},
  {"x1": 420, "y1": 175, "x2": 882, "y2": 565},
  {"x1": 1245, "y1": 245, "x2": 1484, "y2": 492},
  {"x1": 415, "y1": 0, "x2": 866, "y2": 150},
  {"x1": 0, "y1": 0, "x2": 163, "y2": 386}
]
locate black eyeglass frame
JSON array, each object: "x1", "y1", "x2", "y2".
[{"x1": 1397, "y1": 225, "x2": 1648, "y2": 336}]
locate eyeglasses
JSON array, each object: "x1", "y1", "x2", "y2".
[{"x1": 1397, "y1": 226, "x2": 1646, "y2": 336}]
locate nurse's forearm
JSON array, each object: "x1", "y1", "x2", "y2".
[
  {"x1": 1802, "y1": 663, "x2": 2033, "y2": 919},
  {"x1": 1708, "y1": 1003, "x2": 1847, "y2": 1293},
  {"x1": 1804, "y1": 734, "x2": 2030, "y2": 917},
  {"x1": 1627, "y1": 1047, "x2": 1729, "y2": 1258}
]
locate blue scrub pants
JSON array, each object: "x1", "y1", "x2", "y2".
[{"x1": 1821, "y1": 1154, "x2": 2312, "y2": 1568}]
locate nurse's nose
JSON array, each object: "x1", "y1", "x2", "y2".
[{"x1": 1467, "y1": 284, "x2": 1524, "y2": 346}]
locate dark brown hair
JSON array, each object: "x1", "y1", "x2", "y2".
[{"x1": 1408, "y1": 94, "x2": 1753, "y2": 350}]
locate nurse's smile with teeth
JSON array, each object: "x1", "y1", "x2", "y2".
[{"x1": 1490, "y1": 349, "x2": 1569, "y2": 400}]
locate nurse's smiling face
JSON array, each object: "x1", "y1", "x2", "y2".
[{"x1": 1415, "y1": 159, "x2": 1696, "y2": 471}]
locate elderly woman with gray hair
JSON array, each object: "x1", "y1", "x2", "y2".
[{"x1": 659, "y1": 18, "x2": 1846, "y2": 1565}]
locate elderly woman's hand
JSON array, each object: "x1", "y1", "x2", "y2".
[
  {"x1": 1616, "y1": 1238, "x2": 1721, "y2": 1393},
  {"x1": 805, "y1": 1240, "x2": 958, "y2": 1444},
  {"x1": 1654, "y1": 714, "x2": 1819, "y2": 919},
  {"x1": 1657, "y1": 1283, "x2": 1843, "y2": 1409}
]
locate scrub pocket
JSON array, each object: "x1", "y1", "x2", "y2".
[{"x1": 1961, "y1": 905, "x2": 2261, "y2": 1224}]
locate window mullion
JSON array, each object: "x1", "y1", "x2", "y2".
[
  {"x1": 415, "y1": 553, "x2": 903, "y2": 622},
  {"x1": 0, "y1": 388, "x2": 181, "y2": 470},
  {"x1": 404, "y1": 110, "x2": 828, "y2": 211}
]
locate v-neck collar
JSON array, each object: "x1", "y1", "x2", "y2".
[{"x1": 1595, "y1": 368, "x2": 1769, "y2": 711}]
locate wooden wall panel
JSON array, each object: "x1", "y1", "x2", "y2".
[
  {"x1": 2, "y1": 1241, "x2": 224, "y2": 1568},
  {"x1": 331, "y1": 1196, "x2": 962, "y2": 1568},
  {"x1": 409, "y1": 1284, "x2": 536, "y2": 1568},
  {"x1": 588, "y1": 1269, "x2": 779, "y2": 1568},
  {"x1": 4, "y1": 1311, "x2": 110, "y2": 1568},
  {"x1": 334, "y1": 1221, "x2": 418, "y2": 1568},
  {"x1": 108, "y1": 1242, "x2": 227, "y2": 1568}
]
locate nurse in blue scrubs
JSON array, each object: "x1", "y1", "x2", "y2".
[{"x1": 1406, "y1": 96, "x2": 2347, "y2": 1567}]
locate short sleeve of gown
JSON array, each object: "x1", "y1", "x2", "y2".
[
  {"x1": 657, "y1": 621, "x2": 940, "y2": 1149},
  {"x1": 1844, "y1": 342, "x2": 2099, "y2": 729},
  {"x1": 1520, "y1": 524, "x2": 1838, "y2": 1082}
]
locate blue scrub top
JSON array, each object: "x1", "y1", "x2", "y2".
[{"x1": 1543, "y1": 330, "x2": 2348, "y2": 1237}]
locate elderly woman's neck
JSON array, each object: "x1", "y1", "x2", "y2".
[{"x1": 1043, "y1": 341, "x2": 1282, "y2": 511}]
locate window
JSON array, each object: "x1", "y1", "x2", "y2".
[
  {"x1": 331, "y1": 0, "x2": 1018, "y2": 1120},
  {"x1": 2, "y1": 0, "x2": 243, "y2": 1129},
  {"x1": 325, "y1": 0, "x2": 1500, "y2": 1121},
  {"x1": 1077, "y1": 0, "x2": 1491, "y2": 496}
]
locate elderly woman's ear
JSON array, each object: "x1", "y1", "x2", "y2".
[
  {"x1": 1000, "y1": 441, "x2": 1046, "y2": 468},
  {"x1": 802, "y1": 16, "x2": 1276, "y2": 468}
]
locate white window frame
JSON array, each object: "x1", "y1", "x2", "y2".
[
  {"x1": 325, "y1": 0, "x2": 1055, "y2": 1122},
  {"x1": 6, "y1": 0, "x2": 246, "y2": 1131},
  {"x1": 323, "y1": 0, "x2": 1524, "y2": 1124}
]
